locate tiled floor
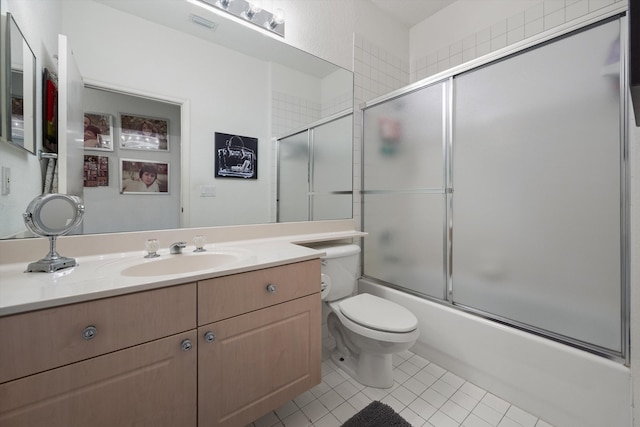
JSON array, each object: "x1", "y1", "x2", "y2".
[{"x1": 247, "y1": 336, "x2": 555, "y2": 427}]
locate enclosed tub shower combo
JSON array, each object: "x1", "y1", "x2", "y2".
[{"x1": 360, "y1": 9, "x2": 630, "y2": 427}]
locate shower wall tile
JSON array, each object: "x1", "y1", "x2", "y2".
[
  {"x1": 543, "y1": 0, "x2": 564, "y2": 15},
  {"x1": 525, "y1": 3, "x2": 544, "y2": 23},
  {"x1": 462, "y1": 47, "x2": 476, "y2": 63},
  {"x1": 589, "y1": 0, "x2": 615, "y2": 10},
  {"x1": 476, "y1": 41, "x2": 491, "y2": 57},
  {"x1": 491, "y1": 33, "x2": 507, "y2": 51},
  {"x1": 463, "y1": 35, "x2": 476, "y2": 51},
  {"x1": 491, "y1": 20, "x2": 507, "y2": 38},
  {"x1": 507, "y1": 26, "x2": 526, "y2": 45},
  {"x1": 508, "y1": 12, "x2": 525, "y2": 30},
  {"x1": 544, "y1": 8, "x2": 566, "y2": 30},
  {"x1": 566, "y1": 0, "x2": 589, "y2": 20},
  {"x1": 525, "y1": 18, "x2": 544, "y2": 38},
  {"x1": 410, "y1": 0, "x2": 625, "y2": 84}
]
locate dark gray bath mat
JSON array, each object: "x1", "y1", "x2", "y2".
[{"x1": 341, "y1": 400, "x2": 412, "y2": 427}]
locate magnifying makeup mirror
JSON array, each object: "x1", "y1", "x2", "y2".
[{"x1": 23, "y1": 193, "x2": 85, "y2": 273}]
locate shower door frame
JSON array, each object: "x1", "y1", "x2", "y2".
[{"x1": 360, "y1": 6, "x2": 630, "y2": 363}]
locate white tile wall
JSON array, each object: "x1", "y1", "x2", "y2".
[{"x1": 411, "y1": 0, "x2": 624, "y2": 82}]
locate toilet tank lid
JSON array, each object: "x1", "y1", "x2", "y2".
[{"x1": 318, "y1": 244, "x2": 361, "y2": 259}]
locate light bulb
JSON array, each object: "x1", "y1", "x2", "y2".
[
  {"x1": 267, "y1": 8, "x2": 285, "y2": 28},
  {"x1": 245, "y1": 0, "x2": 263, "y2": 20},
  {"x1": 218, "y1": 0, "x2": 235, "y2": 9}
]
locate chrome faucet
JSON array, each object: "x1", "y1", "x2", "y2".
[{"x1": 169, "y1": 241, "x2": 187, "y2": 254}]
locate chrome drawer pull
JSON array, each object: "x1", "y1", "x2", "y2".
[
  {"x1": 82, "y1": 325, "x2": 97, "y2": 340},
  {"x1": 266, "y1": 284, "x2": 276, "y2": 293},
  {"x1": 204, "y1": 331, "x2": 216, "y2": 343},
  {"x1": 181, "y1": 339, "x2": 193, "y2": 351}
]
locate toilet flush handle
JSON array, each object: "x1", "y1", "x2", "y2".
[{"x1": 266, "y1": 284, "x2": 276, "y2": 293}]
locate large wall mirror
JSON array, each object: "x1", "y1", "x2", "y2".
[
  {"x1": 2, "y1": 12, "x2": 36, "y2": 154},
  {"x1": 0, "y1": 0, "x2": 353, "y2": 239}
]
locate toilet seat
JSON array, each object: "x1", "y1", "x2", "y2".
[{"x1": 338, "y1": 293, "x2": 418, "y2": 333}]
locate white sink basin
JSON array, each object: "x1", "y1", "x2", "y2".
[{"x1": 119, "y1": 252, "x2": 241, "y2": 277}]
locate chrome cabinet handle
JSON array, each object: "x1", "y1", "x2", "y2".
[
  {"x1": 266, "y1": 284, "x2": 276, "y2": 293},
  {"x1": 181, "y1": 339, "x2": 193, "y2": 351},
  {"x1": 82, "y1": 325, "x2": 97, "y2": 340},
  {"x1": 204, "y1": 331, "x2": 216, "y2": 343}
]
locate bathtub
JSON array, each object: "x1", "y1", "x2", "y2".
[{"x1": 358, "y1": 278, "x2": 632, "y2": 427}]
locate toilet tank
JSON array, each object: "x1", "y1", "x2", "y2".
[{"x1": 319, "y1": 244, "x2": 361, "y2": 301}]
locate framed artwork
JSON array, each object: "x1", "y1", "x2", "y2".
[
  {"x1": 214, "y1": 132, "x2": 258, "y2": 179},
  {"x1": 84, "y1": 113, "x2": 114, "y2": 151},
  {"x1": 120, "y1": 158, "x2": 169, "y2": 194},
  {"x1": 119, "y1": 113, "x2": 169, "y2": 151},
  {"x1": 42, "y1": 68, "x2": 58, "y2": 154},
  {"x1": 83, "y1": 155, "x2": 109, "y2": 187}
]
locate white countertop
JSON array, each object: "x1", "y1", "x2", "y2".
[{"x1": 0, "y1": 230, "x2": 364, "y2": 316}]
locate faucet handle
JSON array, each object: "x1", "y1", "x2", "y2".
[
  {"x1": 194, "y1": 235, "x2": 207, "y2": 252},
  {"x1": 145, "y1": 239, "x2": 160, "y2": 258}
]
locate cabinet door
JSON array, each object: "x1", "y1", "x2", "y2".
[
  {"x1": 0, "y1": 331, "x2": 197, "y2": 427},
  {"x1": 199, "y1": 294, "x2": 321, "y2": 427}
]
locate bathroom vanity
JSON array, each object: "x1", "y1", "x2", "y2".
[{"x1": 0, "y1": 223, "x2": 363, "y2": 426}]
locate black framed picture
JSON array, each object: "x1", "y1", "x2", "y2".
[{"x1": 214, "y1": 132, "x2": 258, "y2": 179}]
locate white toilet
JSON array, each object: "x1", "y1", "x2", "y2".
[{"x1": 320, "y1": 244, "x2": 419, "y2": 389}]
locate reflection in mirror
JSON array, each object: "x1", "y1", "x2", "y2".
[
  {"x1": 277, "y1": 112, "x2": 353, "y2": 222},
  {"x1": 0, "y1": 0, "x2": 354, "y2": 239},
  {"x1": 5, "y1": 12, "x2": 36, "y2": 154},
  {"x1": 23, "y1": 193, "x2": 85, "y2": 272}
]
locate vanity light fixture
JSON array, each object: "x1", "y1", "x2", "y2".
[{"x1": 196, "y1": 0, "x2": 285, "y2": 37}]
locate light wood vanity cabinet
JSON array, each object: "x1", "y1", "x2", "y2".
[
  {"x1": 0, "y1": 258, "x2": 321, "y2": 427},
  {"x1": 198, "y1": 260, "x2": 321, "y2": 427},
  {"x1": 0, "y1": 283, "x2": 198, "y2": 427}
]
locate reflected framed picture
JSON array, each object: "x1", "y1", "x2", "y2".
[
  {"x1": 119, "y1": 113, "x2": 169, "y2": 151},
  {"x1": 214, "y1": 132, "x2": 258, "y2": 179},
  {"x1": 83, "y1": 155, "x2": 109, "y2": 187},
  {"x1": 120, "y1": 158, "x2": 169, "y2": 194},
  {"x1": 84, "y1": 112, "x2": 114, "y2": 151},
  {"x1": 42, "y1": 68, "x2": 58, "y2": 154}
]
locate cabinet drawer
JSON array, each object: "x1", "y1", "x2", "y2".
[
  {"x1": 198, "y1": 260, "x2": 320, "y2": 325},
  {"x1": 0, "y1": 283, "x2": 196, "y2": 384},
  {"x1": 0, "y1": 330, "x2": 197, "y2": 427}
]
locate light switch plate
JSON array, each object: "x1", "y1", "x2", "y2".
[
  {"x1": 200, "y1": 185, "x2": 216, "y2": 197},
  {"x1": 1, "y1": 166, "x2": 10, "y2": 195}
]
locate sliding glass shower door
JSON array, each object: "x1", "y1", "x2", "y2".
[
  {"x1": 361, "y1": 16, "x2": 627, "y2": 357},
  {"x1": 362, "y1": 82, "x2": 448, "y2": 300},
  {"x1": 277, "y1": 113, "x2": 353, "y2": 222},
  {"x1": 451, "y1": 18, "x2": 623, "y2": 353}
]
